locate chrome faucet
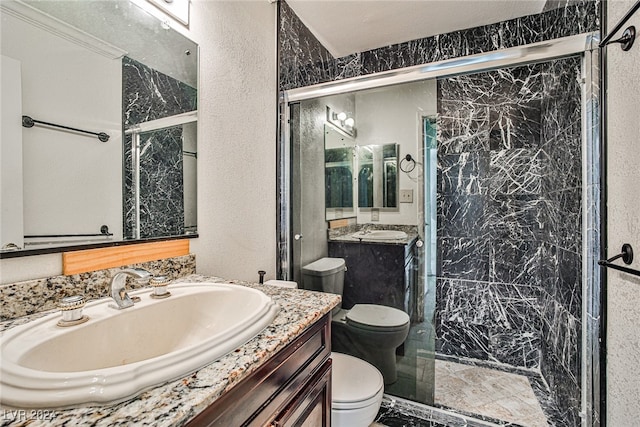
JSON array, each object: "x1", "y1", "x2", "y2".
[{"x1": 109, "y1": 268, "x2": 152, "y2": 309}]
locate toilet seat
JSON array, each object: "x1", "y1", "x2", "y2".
[
  {"x1": 331, "y1": 352, "x2": 384, "y2": 410},
  {"x1": 346, "y1": 304, "x2": 409, "y2": 332}
]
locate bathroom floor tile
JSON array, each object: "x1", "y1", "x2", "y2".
[{"x1": 434, "y1": 360, "x2": 548, "y2": 426}]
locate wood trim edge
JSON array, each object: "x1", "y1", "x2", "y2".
[{"x1": 62, "y1": 240, "x2": 190, "y2": 275}]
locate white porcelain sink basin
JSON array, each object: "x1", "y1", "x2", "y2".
[
  {"x1": 351, "y1": 230, "x2": 408, "y2": 240},
  {"x1": 0, "y1": 282, "x2": 279, "y2": 408}
]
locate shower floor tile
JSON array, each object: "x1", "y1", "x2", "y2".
[{"x1": 434, "y1": 360, "x2": 548, "y2": 426}]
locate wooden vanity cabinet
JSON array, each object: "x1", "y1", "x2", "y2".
[{"x1": 185, "y1": 313, "x2": 332, "y2": 427}]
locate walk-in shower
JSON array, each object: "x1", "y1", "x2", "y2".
[{"x1": 279, "y1": 33, "x2": 601, "y2": 426}]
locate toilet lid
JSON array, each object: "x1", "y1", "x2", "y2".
[
  {"x1": 346, "y1": 304, "x2": 410, "y2": 329},
  {"x1": 331, "y1": 352, "x2": 383, "y2": 408}
]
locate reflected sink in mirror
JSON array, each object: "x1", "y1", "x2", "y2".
[
  {"x1": 351, "y1": 230, "x2": 408, "y2": 240},
  {"x1": 0, "y1": 282, "x2": 279, "y2": 408}
]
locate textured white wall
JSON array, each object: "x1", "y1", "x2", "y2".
[
  {"x1": 186, "y1": 1, "x2": 277, "y2": 282},
  {"x1": 0, "y1": 1, "x2": 278, "y2": 284},
  {"x1": 605, "y1": 0, "x2": 640, "y2": 423}
]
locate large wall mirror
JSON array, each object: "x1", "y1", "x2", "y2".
[{"x1": 0, "y1": 0, "x2": 198, "y2": 257}]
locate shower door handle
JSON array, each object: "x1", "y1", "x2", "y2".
[{"x1": 294, "y1": 234, "x2": 303, "y2": 241}]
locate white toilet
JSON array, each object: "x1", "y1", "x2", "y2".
[
  {"x1": 263, "y1": 278, "x2": 385, "y2": 426},
  {"x1": 301, "y1": 257, "x2": 410, "y2": 385},
  {"x1": 331, "y1": 352, "x2": 384, "y2": 427}
]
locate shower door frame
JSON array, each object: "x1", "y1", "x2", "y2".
[
  {"x1": 278, "y1": 32, "x2": 602, "y2": 426},
  {"x1": 124, "y1": 111, "x2": 198, "y2": 239}
]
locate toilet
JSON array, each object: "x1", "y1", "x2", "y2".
[
  {"x1": 331, "y1": 352, "x2": 384, "y2": 427},
  {"x1": 301, "y1": 257, "x2": 410, "y2": 385},
  {"x1": 263, "y1": 278, "x2": 385, "y2": 427}
]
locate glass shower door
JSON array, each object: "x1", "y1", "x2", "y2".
[{"x1": 289, "y1": 81, "x2": 438, "y2": 406}]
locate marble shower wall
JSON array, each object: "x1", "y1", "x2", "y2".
[
  {"x1": 435, "y1": 57, "x2": 583, "y2": 424},
  {"x1": 539, "y1": 56, "x2": 584, "y2": 425},
  {"x1": 435, "y1": 64, "x2": 545, "y2": 370},
  {"x1": 279, "y1": 1, "x2": 598, "y2": 91},
  {"x1": 122, "y1": 57, "x2": 197, "y2": 238}
]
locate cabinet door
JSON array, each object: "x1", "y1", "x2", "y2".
[{"x1": 273, "y1": 360, "x2": 331, "y2": 427}]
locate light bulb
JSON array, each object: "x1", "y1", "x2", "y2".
[
  {"x1": 337, "y1": 112, "x2": 347, "y2": 121},
  {"x1": 344, "y1": 117, "x2": 355, "y2": 127}
]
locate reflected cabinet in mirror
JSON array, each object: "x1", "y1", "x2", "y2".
[{"x1": 0, "y1": 0, "x2": 198, "y2": 257}]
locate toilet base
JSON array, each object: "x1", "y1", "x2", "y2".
[
  {"x1": 332, "y1": 320, "x2": 404, "y2": 385},
  {"x1": 332, "y1": 386, "x2": 383, "y2": 427}
]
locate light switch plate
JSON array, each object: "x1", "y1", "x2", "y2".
[{"x1": 400, "y1": 189, "x2": 413, "y2": 203}]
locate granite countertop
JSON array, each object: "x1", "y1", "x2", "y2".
[
  {"x1": 329, "y1": 230, "x2": 419, "y2": 246},
  {"x1": 0, "y1": 274, "x2": 340, "y2": 426}
]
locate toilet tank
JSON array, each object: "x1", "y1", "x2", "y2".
[{"x1": 301, "y1": 257, "x2": 345, "y2": 303}]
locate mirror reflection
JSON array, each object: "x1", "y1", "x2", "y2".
[
  {"x1": 357, "y1": 143, "x2": 398, "y2": 208},
  {"x1": 324, "y1": 122, "x2": 400, "y2": 220},
  {"x1": 0, "y1": 0, "x2": 198, "y2": 255},
  {"x1": 324, "y1": 124, "x2": 355, "y2": 220}
]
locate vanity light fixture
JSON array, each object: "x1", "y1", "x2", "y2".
[
  {"x1": 136, "y1": 0, "x2": 190, "y2": 26},
  {"x1": 326, "y1": 106, "x2": 356, "y2": 137}
]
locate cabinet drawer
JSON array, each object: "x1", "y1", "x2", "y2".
[
  {"x1": 186, "y1": 313, "x2": 331, "y2": 427},
  {"x1": 272, "y1": 359, "x2": 332, "y2": 427}
]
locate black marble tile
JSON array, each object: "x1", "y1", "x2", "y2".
[
  {"x1": 436, "y1": 279, "x2": 541, "y2": 368},
  {"x1": 486, "y1": 195, "x2": 544, "y2": 241},
  {"x1": 279, "y1": 1, "x2": 598, "y2": 90},
  {"x1": 438, "y1": 238, "x2": 490, "y2": 281},
  {"x1": 554, "y1": 189, "x2": 582, "y2": 252},
  {"x1": 542, "y1": 129, "x2": 582, "y2": 193},
  {"x1": 123, "y1": 57, "x2": 196, "y2": 126},
  {"x1": 489, "y1": 102, "x2": 542, "y2": 151},
  {"x1": 489, "y1": 329, "x2": 540, "y2": 369},
  {"x1": 557, "y1": 248, "x2": 582, "y2": 318},
  {"x1": 375, "y1": 397, "x2": 499, "y2": 427},
  {"x1": 437, "y1": 319, "x2": 490, "y2": 362},
  {"x1": 437, "y1": 152, "x2": 489, "y2": 196},
  {"x1": 437, "y1": 194, "x2": 487, "y2": 238},
  {"x1": 362, "y1": 40, "x2": 426, "y2": 75},
  {"x1": 540, "y1": 0, "x2": 599, "y2": 42},
  {"x1": 488, "y1": 148, "x2": 543, "y2": 197},
  {"x1": 332, "y1": 53, "x2": 363, "y2": 81},
  {"x1": 436, "y1": 104, "x2": 490, "y2": 155},
  {"x1": 490, "y1": 239, "x2": 542, "y2": 286},
  {"x1": 540, "y1": 242, "x2": 559, "y2": 289},
  {"x1": 122, "y1": 56, "x2": 195, "y2": 239},
  {"x1": 540, "y1": 346, "x2": 582, "y2": 426}
]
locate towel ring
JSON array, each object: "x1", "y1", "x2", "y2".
[{"x1": 400, "y1": 154, "x2": 416, "y2": 173}]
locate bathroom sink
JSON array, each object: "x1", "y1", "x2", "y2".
[
  {"x1": 351, "y1": 230, "x2": 408, "y2": 240},
  {"x1": 0, "y1": 282, "x2": 279, "y2": 408}
]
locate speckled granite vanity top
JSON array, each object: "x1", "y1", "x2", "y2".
[
  {"x1": 328, "y1": 224, "x2": 419, "y2": 245},
  {"x1": 0, "y1": 274, "x2": 340, "y2": 426}
]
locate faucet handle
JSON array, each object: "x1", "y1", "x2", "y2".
[
  {"x1": 149, "y1": 275, "x2": 171, "y2": 299},
  {"x1": 57, "y1": 295, "x2": 89, "y2": 326}
]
